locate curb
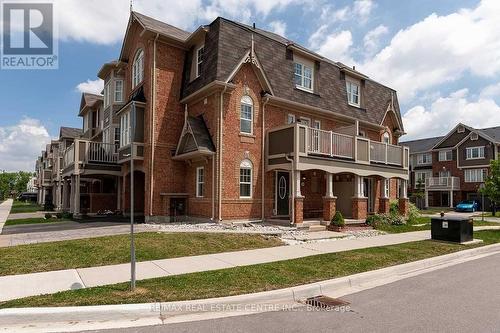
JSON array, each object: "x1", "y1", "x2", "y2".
[{"x1": 1, "y1": 242, "x2": 500, "y2": 332}]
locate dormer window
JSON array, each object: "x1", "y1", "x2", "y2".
[
  {"x1": 457, "y1": 125, "x2": 465, "y2": 133},
  {"x1": 132, "y1": 49, "x2": 144, "y2": 88},
  {"x1": 196, "y1": 45, "x2": 204, "y2": 77},
  {"x1": 470, "y1": 132, "x2": 478, "y2": 141},
  {"x1": 382, "y1": 131, "x2": 390, "y2": 144},
  {"x1": 346, "y1": 80, "x2": 360, "y2": 107},
  {"x1": 294, "y1": 62, "x2": 313, "y2": 92}
]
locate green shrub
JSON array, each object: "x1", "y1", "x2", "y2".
[
  {"x1": 61, "y1": 211, "x2": 73, "y2": 219},
  {"x1": 366, "y1": 214, "x2": 385, "y2": 227},
  {"x1": 389, "y1": 199, "x2": 399, "y2": 215},
  {"x1": 407, "y1": 202, "x2": 420, "y2": 223},
  {"x1": 55, "y1": 212, "x2": 63, "y2": 219},
  {"x1": 331, "y1": 211, "x2": 345, "y2": 227},
  {"x1": 387, "y1": 214, "x2": 406, "y2": 225},
  {"x1": 44, "y1": 213, "x2": 52, "y2": 219}
]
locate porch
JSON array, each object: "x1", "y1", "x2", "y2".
[{"x1": 424, "y1": 177, "x2": 461, "y2": 208}]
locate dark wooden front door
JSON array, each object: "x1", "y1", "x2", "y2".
[{"x1": 276, "y1": 172, "x2": 290, "y2": 216}]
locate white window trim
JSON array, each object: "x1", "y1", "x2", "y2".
[
  {"x1": 384, "y1": 178, "x2": 390, "y2": 198},
  {"x1": 346, "y1": 79, "x2": 361, "y2": 107},
  {"x1": 382, "y1": 131, "x2": 391, "y2": 144},
  {"x1": 286, "y1": 113, "x2": 295, "y2": 124},
  {"x1": 196, "y1": 167, "x2": 204, "y2": 198},
  {"x1": 415, "y1": 170, "x2": 432, "y2": 188},
  {"x1": 466, "y1": 146, "x2": 485, "y2": 160},
  {"x1": 417, "y1": 153, "x2": 432, "y2": 165},
  {"x1": 195, "y1": 45, "x2": 204, "y2": 78},
  {"x1": 132, "y1": 49, "x2": 144, "y2": 89},
  {"x1": 240, "y1": 95, "x2": 253, "y2": 135},
  {"x1": 299, "y1": 116, "x2": 311, "y2": 127},
  {"x1": 294, "y1": 62, "x2": 314, "y2": 93},
  {"x1": 239, "y1": 159, "x2": 253, "y2": 199},
  {"x1": 464, "y1": 168, "x2": 487, "y2": 183},
  {"x1": 120, "y1": 111, "x2": 131, "y2": 147},
  {"x1": 114, "y1": 80, "x2": 123, "y2": 103},
  {"x1": 438, "y1": 150, "x2": 453, "y2": 161},
  {"x1": 457, "y1": 125, "x2": 465, "y2": 133},
  {"x1": 358, "y1": 130, "x2": 366, "y2": 137}
]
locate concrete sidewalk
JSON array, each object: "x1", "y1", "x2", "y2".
[
  {"x1": 1, "y1": 226, "x2": 499, "y2": 302},
  {"x1": 0, "y1": 199, "x2": 13, "y2": 234}
]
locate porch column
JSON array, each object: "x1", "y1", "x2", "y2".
[
  {"x1": 352, "y1": 175, "x2": 368, "y2": 220},
  {"x1": 323, "y1": 172, "x2": 337, "y2": 223},
  {"x1": 379, "y1": 177, "x2": 390, "y2": 214},
  {"x1": 69, "y1": 177, "x2": 75, "y2": 213},
  {"x1": 425, "y1": 190, "x2": 429, "y2": 208},
  {"x1": 293, "y1": 170, "x2": 303, "y2": 225},
  {"x1": 449, "y1": 190, "x2": 453, "y2": 208},
  {"x1": 73, "y1": 175, "x2": 80, "y2": 216},
  {"x1": 398, "y1": 179, "x2": 410, "y2": 217},
  {"x1": 62, "y1": 180, "x2": 68, "y2": 210},
  {"x1": 117, "y1": 176, "x2": 121, "y2": 211}
]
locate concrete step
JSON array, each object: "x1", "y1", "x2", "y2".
[{"x1": 307, "y1": 225, "x2": 327, "y2": 232}]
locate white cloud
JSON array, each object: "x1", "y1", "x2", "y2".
[
  {"x1": 76, "y1": 79, "x2": 104, "y2": 94},
  {"x1": 314, "y1": 30, "x2": 354, "y2": 65},
  {"x1": 402, "y1": 89, "x2": 500, "y2": 140},
  {"x1": 268, "y1": 20, "x2": 287, "y2": 37},
  {"x1": 363, "y1": 24, "x2": 388, "y2": 54},
  {"x1": 353, "y1": 0, "x2": 375, "y2": 23},
  {"x1": 480, "y1": 82, "x2": 500, "y2": 99},
  {"x1": 360, "y1": 0, "x2": 500, "y2": 103},
  {"x1": 0, "y1": 118, "x2": 51, "y2": 172}
]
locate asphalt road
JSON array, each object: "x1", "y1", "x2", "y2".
[{"x1": 89, "y1": 252, "x2": 500, "y2": 333}]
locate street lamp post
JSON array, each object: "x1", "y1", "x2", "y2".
[
  {"x1": 479, "y1": 183, "x2": 485, "y2": 222},
  {"x1": 124, "y1": 103, "x2": 136, "y2": 291}
]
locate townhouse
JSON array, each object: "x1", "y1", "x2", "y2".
[
  {"x1": 35, "y1": 11, "x2": 410, "y2": 225},
  {"x1": 403, "y1": 123, "x2": 500, "y2": 209}
]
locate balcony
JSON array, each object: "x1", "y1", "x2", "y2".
[
  {"x1": 267, "y1": 124, "x2": 409, "y2": 178},
  {"x1": 425, "y1": 177, "x2": 460, "y2": 191},
  {"x1": 63, "y1": 140, "x2": 118, "y2": 169}
]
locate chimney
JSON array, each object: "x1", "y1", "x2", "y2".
[
  {"x1": 253, "y1": 22, "x2": 256, "y2": 29},
  {"x1": 353, "y1": 65, "x2": 356, "y2": 70}
]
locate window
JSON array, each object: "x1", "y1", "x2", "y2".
[
  {"x1": 415, "y1": 170, "x2": 432, "y2": 188},
  {"x1": 132, "y1": 49, "x2": 144, "y2": 88},
  {"x1": 466, "y1": 146, "x2": 485, "y2": 160},
  {"x1": 457, "y1": 125, "x2": 465, "y2": 133},
  {"x1": 299, "y1": 117, "x2": 310, "y2": 127},
  {"x1": 384, "y1": 178, "x2": 390, "y2": 198},
  {"x1": 114, "y1": 127, "x2": 120, "y2": 146},
  {"x1": 358, "y1": 130, "x2": 366, "y2": 137},
  {"x1": 120, "y1": 112, "x2": 131, "y2": 147},
  {"x1": 239, "y1": 159, "x2": 253, "y2": 198},
  {"x1": 103, "y1": 82, "x2": 110, "y2": 108},
  {"x1": 240, "y1": 96, "x2": 253, "y2": 134},
  {"x1": 196, "y1": 45, "x2": 204, "y2": 77},
  {"x1": 417, "y1": 153, "x2": 432, "y2": 165},
  {"x1": 470, "y1": 132, "x2": 478, "y2": 141},
  {"x1": 438, "y1": 150, "x2": 453, "y2": 161},
  {"x1": 346, "y1": 80, "x2": 360, "y2": 107},
  {"x1": 294, "y1": 62, "x2": 313, "y2": 91},
  {"x1": 382, "y1": 132, "x2": 390, "y2": 144},
  {"x1": 287, "y1": 114, "x2": 295, "y2": 124},
  {"x1": 196, "y1": 167, "x2": 204, "y2": 197},
  {"x1": 465, "y1": 169, "x2": 487, "y2": 183},
  {"x1": 115, "y1": 80, "x2": 123, "y2": 103}
]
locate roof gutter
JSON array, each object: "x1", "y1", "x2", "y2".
[{"x1": 180, "y1": 81, "x2": 236, "y2": 104}]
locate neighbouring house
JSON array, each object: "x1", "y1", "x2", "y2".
[
  {"x1": 26, "y1": 177, "x2": 37, "y2": 193},
  {"x1": 402, "y1": 123, "x2": 500, "y2": 209},
  {"x1": 35, "y1": 11, "x2": 410, "y2": 226}
]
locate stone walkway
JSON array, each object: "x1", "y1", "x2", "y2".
[
  {"x1": 0, "y1": 199, "x2": 13, "y2": 234},
  {"x1": 1, "y1": 226, "x2": 498, "y2": 302}
]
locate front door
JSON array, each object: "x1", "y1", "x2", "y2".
[
  {"x1": 363, "y1": 178, "x2": 375, "y2": 213},
  {"x1": 276, "y1": 171, "x2": 290, "y2": 216}
]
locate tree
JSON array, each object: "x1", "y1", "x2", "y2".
[
  {"x1": 479, "y1": 159, "x2": 500, "y2": 215},
  {"x1": 411, "y1": 178, "x2": 425, "y2": 209},
  {"x1": 0, "y1": 171, "x2": 35, "y2": 200}
]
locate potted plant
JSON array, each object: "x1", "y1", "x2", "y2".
[{"x1": 328, "y1": 211, "x2": 345, "y2": 232}]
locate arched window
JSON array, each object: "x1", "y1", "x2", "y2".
[
  {"x1": 132, "y1": 49, "x2": 144, "y2": 88},
  {"x1": 240, "y1": 96, "x2": 253, "y2": 134},
  {"x1": 239, "y1": 159, "x2": 253, "y2": 198},
  {"x1": 382, "y1": 131, "x2": 391, "y2": 144}
]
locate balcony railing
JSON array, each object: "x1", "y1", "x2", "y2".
[
  {"x1": 425, "y1": 177, "x2": 460, "y2": 190},
  {"x1": 63, "y1": 140, "x2": 118, "y2": 169},
  {"x1": 308, "y1": 128, "x2": 354, "y2": 158}
]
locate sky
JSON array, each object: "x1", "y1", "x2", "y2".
[{"x1": 1, "y1": 0, "x2": 500, "y2": 171}]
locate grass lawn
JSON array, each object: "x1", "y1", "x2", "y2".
[
  {"x1": 373, "y1": 216, "x2": 499, "y2": 234},
  {"x1": 0, "y1": 232, "x2": 283, "y2": 276},
  {"x1": 476, "y1": 212, "x2": 500, "y2": 218},
  {"x1": 9, "y1": 201, "x2": 43, "y2": 214},
  {"x1": 4, "y1": 217, "x2": 67, "y2": 226},
  {"x1": 418, "y1": 207, "x2": 454, "y2": 215},
  {"x1": 2, "y1": 229, "x2": 498, "y2": 308}
]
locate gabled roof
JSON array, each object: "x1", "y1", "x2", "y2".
[
  {"x1": 174, "y1": 115, "x2": 215, "y2": 159},
  {"x1": 59, "y1": 127, "x2": 82, "y2": 139},
  {"x1": 132, "y1": 12, "x2": 191, "y2": 42},
  {"x1": 401, "y1": 136, "x2": 444, "y2": 154},
  {"x1": 79, "y1": 92, "x2": 103, "y2": 116}
]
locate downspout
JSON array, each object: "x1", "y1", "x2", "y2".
[
  {"x1": 284, "y1": 153, "x2": 294, "y2": 224},
  {"x1": 149, "y1": 33, "x2": 159, "y2": 218},
  {"x1": 261, "y1": 96, "x2": 270, "y2": 222},
  {"x1": 218, "y1": 86, "x2": 228, "y2": 222}
]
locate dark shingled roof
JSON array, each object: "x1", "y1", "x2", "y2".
[
  {"x1": 478, "y1": 126, "x2": 500, "y2": 143},
  {"x1": 132, "y1": 11, "x2": 191, "y2": 42},
  {"x1": 59, "y1": 127, "x2": 83, "y2": 139},
  {"x1": 181, "y1": 16, "x2": 403, "y2": 128},
  {"x1": 176, "y1": 116, "x2": 215, "y2": 156},
  {"x1": 401, "y1": 136, "x2": 444, "y2": 154}
]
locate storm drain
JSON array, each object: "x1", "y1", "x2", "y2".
[{"x1": 305, "y1": 295, "x2": 350, "y2": 309}]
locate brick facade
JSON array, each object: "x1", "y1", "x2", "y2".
[{"x1": 322, "y1": 196, "x2": 337, "y2": 223}]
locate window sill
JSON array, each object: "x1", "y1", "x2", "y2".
[
  {"x1": 347, "y1": 102, "x2": 364, "y2": 110},
  {"x1": 294, "y1": 86, "x2": 320, "y2": 96},
  {"x1": 239, "y1": 133, "x2": 255, "y2": 143},
  {"x1": 465, "y1": 157, "x2": 485, "y2": 160}
]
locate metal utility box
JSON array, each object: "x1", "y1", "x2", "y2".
[{"x1": 431, "y1": 216, "x2": 473, "y2": 243}]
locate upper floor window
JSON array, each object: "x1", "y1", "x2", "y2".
[
  {"x1": 346, "y1": 80, "x2": 360, "y2": 107},
  {"x1": 466, "y1": 146, "x2": 484, "y2": 160},
  {"x1": 103, "y1": 82, "x2": 110, "y2": 108},
  {"x1": 120, "y1": 112, "x2": 131, "y2": 147},
  {"x1": 287, "y1": 114, "x2": 295, "y2": 124},
  {"x1": 465, "y1": 168, "x2": 487, "y2": 183},
  {"x1": 382, "y1": 132, "x2": 390, "y2": 144},
  {"x1": 239, "y1": 159, "x2": 253, "y2": 198},
  {"x1": 240, "y1": 96, "x2": 253, "y2": 134},
  {"x1": 415, "y1": 170, "x2": 432, "y2": 188},
  {"x1": 196, "y1": 45, "x2": 204, "y2": 77},
  {"x1": 115, "y1": 80, "x2": 123, "y2": 103},
  {"x1": 294, "y1": 62, "x2": 313, "y2": 92},
  {"x1": 438, "y1": 150, "x2": 453, "y2": 161},
  {"x1": 132, "y1": 49, "x2": 144, "y2": 88},
  {"x1": 417, "y1": 153, "x2": 432, "y2": 165},
  {"x1": 196, "y1": 167, "x2": 204, "y2": 197}
]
